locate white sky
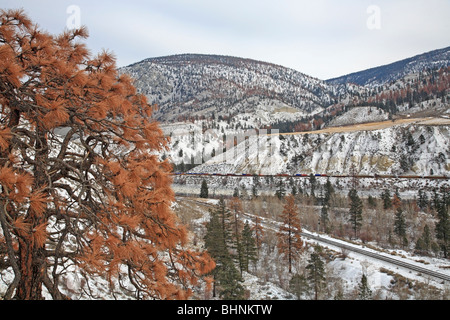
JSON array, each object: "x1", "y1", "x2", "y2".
[{"x1": 2, "y1": 0, "x2": 450, "y2": 79}]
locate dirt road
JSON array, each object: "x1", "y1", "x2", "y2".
[{"x1": 274, "y1": 117, "x2": 450, "y2": 136}]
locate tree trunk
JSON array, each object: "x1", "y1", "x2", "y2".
[
  {"x1": 14, "y1": 126, "x2": 49, "y2": 300},
  {"x1": 15, "y1": 237, "x2": 46, "y2": 300}
]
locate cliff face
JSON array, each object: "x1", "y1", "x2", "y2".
[{"x1": 188, "y1": 123, "x2": 450, "y2": 177}]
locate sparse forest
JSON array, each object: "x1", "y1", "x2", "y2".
[{"x1": 184, "y1": 177, "x2": 450, "y2": 300}]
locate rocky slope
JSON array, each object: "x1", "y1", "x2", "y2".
[
  {"x1": 189, "y1": 120, "x2": 450, "y2": 177},
  {"x1": 327, "y1": 46, "x2": 450, "y2": 87},
  {"x1": 120, "y1": 52, "x2": 449, "y2": 178},
  {"x1": 120, "y1": 54, "x2": 342, "y2": 127}
]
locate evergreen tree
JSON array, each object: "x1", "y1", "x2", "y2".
[
  {"x1": 289, "y1": 273, "x2": 309, "y2": 300},
  {"x1": 204, "y1": 199, "x2": 244, "y2": 298},
  {"x1": 216, "y1": 256, "x2": 245, "y2": 300},
  {"x1": 306, "y1": 245, "x2": 326, "y2": 300},
  {"x1": 415, "y1": 225, "x2": 431, "y2": 255},
  {"x1": 348, "y1": 188, "x2": 363, "y2": 239},
  {"x1": 358, "y1": 274, "x2": 372, "y2": 300},
  {"x1": 381, "y1": 188, "x2": 392, "y2": 210},
  {"x1": 309, "y1": 173, "x2": 317, "y2": 197},
  {"x1": 324, "y1": 178, "x2": 334, "y2": 206},
  {"x1": 394, "y1": 208, "x2": 408, "y2": 248},
  {"x1": 320, "y1": 204, "x2": 329, "y2": 233},
  {"x1": 435, "y1": 199, "x2": 450, "y2": 258},
  {"x1": 229, "y1": 197, "x2": 244, "y2": 273},
  {"x1": 200, "y1": 179, "x2": 209, "y2": 198},
  {"x1": 252, "y1": 183, "x2": 258, "y2": 198},
  {"x1": 291, "y1": 185, "x2": 297, "y2": 196},
  {"x1": 417, "y1": 189, "x2": 429, "y2": 211},
  {"x1": 241, "y1": 221, "x2": 258, "y2": 272},
  {"x1": 204, "y1": 205, "x2": 228, "y2": 272},
  {"x1": 421, "y1": 225, "x2": 431, "y2": 251},
  {"x1": 275, "y1": 178, "x2": 286, "y2": 200},
  {"x1": 367, "y1": 195, "x2": 377, "y2": 209},
  {"x1": 240, "y1": 184, "x2": 248, "y2": 200}
]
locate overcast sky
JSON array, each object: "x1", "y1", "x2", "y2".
[{"x1": 2, "y1": 0, "x2": 450, "y2": 79}]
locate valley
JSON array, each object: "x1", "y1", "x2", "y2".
[
  {"x1": 173, "y1": 195, "x2": 450, "y2": 300},
  {"x1": 1, "y1": 4, "x2": 449, "y2": 303},
  {"x1": 137, "y1": 48, "x2": 450, "y2": 300}
]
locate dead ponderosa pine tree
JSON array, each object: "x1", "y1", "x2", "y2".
[
  {"x1": 0, "y1": 9, "x2": 214, "y2": 300},
  {"x1": 277, "y1": 194, "x2": 304, "y2": 273}
]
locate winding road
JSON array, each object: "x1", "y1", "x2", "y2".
[{"x1": 186, "y1": 197, "x2": 450, "y2": 284}]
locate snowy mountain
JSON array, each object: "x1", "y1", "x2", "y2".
[
  {"x1": 120, "y1": 51, "x2": 449, "y2": 179},
  {"x1": 120, "y1": 54, "x2": 341, "y2": 127},
  {"x1": 326, "y1": 46, "x2": 450, "y2": 87}
]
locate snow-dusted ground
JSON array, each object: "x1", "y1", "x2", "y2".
[
  {"x1": 2, "y1": 194, "x2": 448, "y2": 300},
  {"x1": 240, "y1": 207, "x2": 449, "y2": 299},
  {"x1": 177, "y1": 197, "x2": 450, "y2": 300},
  {"x1": 163, "y1": 120, "x2": 450, "y2": 179},
  {"x1": 328, "y1": 106, "x2": 389, "y2": 127},
  {"x1": 302, "y1": 229, "x2": 449, "y2": 292}
]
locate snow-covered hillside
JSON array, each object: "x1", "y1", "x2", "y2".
[
  {"x1": 120, "y1": 54, "x2": 341, "y2": 125},
  {"x1": 328, "y1": 106, "x2": 389, "y2": 127},
  {"x1": 327, "y1": 46, "x2": 450, "y2": 86},
  {"x1": 166, "y1": 121, "x2": 450, "y2": 178}
]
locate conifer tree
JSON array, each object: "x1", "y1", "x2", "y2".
[
  {"x1": 381, "y1": 188, "x2": 392, "y2": 210},
  {"x1": 348, "y1": 188, "x2": 363, "y2": 239},
  {"x1": 358, "y1": 274, "x2": 372, "y2": 300},
  {"x1": 0, "y1": 10, "x2": 214, "y2": 300},
  {"x1": 415, "y1": 225, "x2": 432, "y2": 255},
  {"x1": 435, "y1": 199, "x2": 450, "y2": 258},
  {"x1": 216, "y1": 256, "x2": 245, "y2": 300},
  {"x1": 252, "y1": 183, "x2": 258, "y2": 198},
  {"x1": 309, "y1": 173, "x2": 317, "y2": 197},
  {"x1": 200, "y1": 179, "x2": 209, "y2": 198},
  {"x1": 204, "y1": 198, "x2": 243, "y2": 299},
  {"x1": 275, "y1": 178, "x2": 286, "y2": 200},
  {"x1": 324, "y1": 178, "x2": 334, "y2": 206},
  {"x1": 394, "y1": 208, "x2": 408, "y2": 248},
  {"x1": 291, "y1": 184, "x2": 297, "y2": 196},
  {"x1": 289, "y1": 273, "x2": 309, "y2": 300},
  {"x1": 320, "y1": 203, "x2": 329, "y2": 233},
  {"x1": 306, "y1": 245, "x2": 326, "y2": 300},
  {"x1": 241, "y1": 221, "x2": 258, "y2": 272},
  {"x1": 229, "y1": 196, "x2": 244, "y2": 273},
  {"x1": 367, "y1": 195, "x2": 377, "y2": 208},
  {"x1": 277, "y1": 194, "x2": 303, "y2": 273},
  {"x1": 417, "y1": 189, "x2": 429, "y2": 211},
  {"x1": 251, "y1": 216, "x2": 264, "y2": 251}
]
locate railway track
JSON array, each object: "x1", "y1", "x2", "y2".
[
  {"x1": 303, "y1": 232, "x2": 450, "y2": 283},
  {"x1": 172, "y1": 172, "x2": 449, "y2": 180},
  {"x1": 183, "y1": 198, "x2": 450, "y2": 284}
]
